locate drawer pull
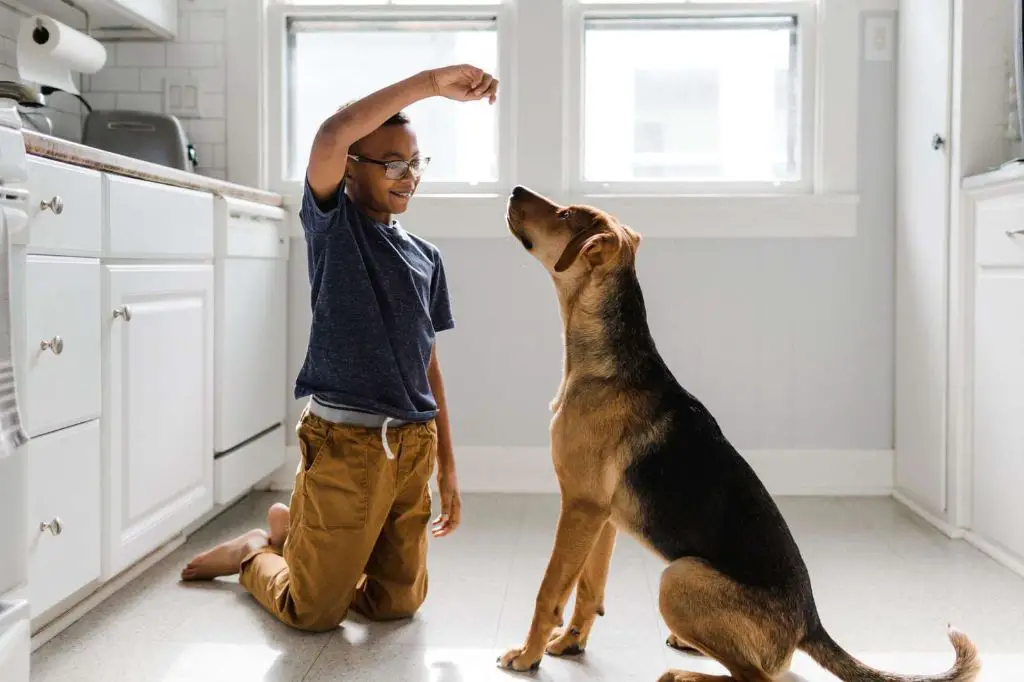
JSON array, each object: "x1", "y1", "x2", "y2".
[
  {"x1": 1007, "y1": 229, "x2": 1024, "y2": 240},
  {"x1": 39, "y1": 335, "x2": 63, "y2": 355},
  {"x1": 39, "y1": 196, "x2": 64, "y2": 215},
  {"x1": 112, "y1": 306, "x2": 132, "y2": 322},
  {"x1": 39, "y1": 517, "x2": 63, "y2": 536}
]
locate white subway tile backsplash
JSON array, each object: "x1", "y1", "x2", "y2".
[
  {"x1": 78, "y1": 1, "x2": 233, "y2": 180},
  {"x1": 88, "y1": 67, "x2": 141, "y2": 92},
  {"x1": 187, "y1": 117, "x2": 225, "y2": 143},
  {"x1": 167, "y1": 43, "x2": 218, "y2": 68},
  {"x1": 187, "y1": 12, "x2": 226, "y2": 42},
  {"x1": 140, "y1": 67, "x2": 190, "y2": 93},
  {"x1": 83, "y1": 93, "x2": 116, "y2": 110},
  {"x1": 190, "y1": 67, "x2": 225, "y2": 94},
  {"x1": 117, "y1": 92, "x2": 163, "y2": 113},
  {"x1": 117, "y1": 43, "x2": 166, "y2": 68},
  {"x1": 197, "y1": 92, "x2": 224, "y2": 118}
]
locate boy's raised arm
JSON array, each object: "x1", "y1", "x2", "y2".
[{"x1": 306, "y1": 65, "x2": 499, "y2": 203}]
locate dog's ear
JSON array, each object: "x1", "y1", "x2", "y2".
[{"x1": 554, "y1": 226, "x2": 617, "y2": 273}]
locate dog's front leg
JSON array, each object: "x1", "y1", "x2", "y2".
[
  {"x1": 498, "y1": 501, "x2": 609, "y2": 672},
  {"x1": 546, "y1": 520, "x2": 616, "y2": 656}
]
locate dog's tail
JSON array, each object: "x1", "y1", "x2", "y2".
[{"x1": 799, "y1": 623, "x2": 980, "y2": 682}]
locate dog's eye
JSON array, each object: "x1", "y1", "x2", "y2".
[{"x1": 557, "y1": 209, "x2": 571, "y2": 221}]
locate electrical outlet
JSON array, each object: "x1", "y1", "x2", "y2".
[
  {"x1": 164, "y1": 74, "x2": 201, "y2": 119},
  {"x1": 864, "y1": 16, "x2": 894, "y2": 62}
]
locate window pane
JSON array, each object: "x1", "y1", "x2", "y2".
[
  {"x1": 288, "y1": 19, "x2": 499, "y2": 182},
  {"x1": 583, "y1": 17, "x2": 799, "y2": 183}
]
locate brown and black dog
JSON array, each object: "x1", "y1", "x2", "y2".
[{"x1": 498, "y1": 186, "x2": 981, "y2": 682}]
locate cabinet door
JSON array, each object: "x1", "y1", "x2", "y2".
[
  {"x1": 972, "y1": 268, "x2": 1024, "y2": 560},
  {"x1": 103, "y1": 264, "x2": 213, "y2": 578},
  {"x1": 894, "y1": 0, "x2": 953, "y2": 515}
]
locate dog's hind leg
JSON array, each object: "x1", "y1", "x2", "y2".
[
  {"x1": 658, "y1": 558, "x2": 796, "y2": 682},
  {"x1": 547, "y1": 520, "x2": 617, "y2": 657}
]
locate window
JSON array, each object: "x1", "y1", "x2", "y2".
[
  {"x1": 286, "y1": 16, "x2": 499, "y2": 184},
  {"x1": 581, "y1": 15, "x2": 801, "y2": 186}
]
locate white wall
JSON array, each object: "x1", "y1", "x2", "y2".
[
  {"x1": 80, "y1": 0, "x2": 228, "y2": 179},
  {"x1": 0, "y1": 4, "x2": 82, "y2": 140},
  {"x1": 280, "y1": 13, "x2": 899, "y2": 493}
]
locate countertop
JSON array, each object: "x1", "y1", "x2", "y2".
[
  {"x1": 962, "y1": 159, "x2": 1024, "y2": 191},
  {"x1": 22, "y1": 131, "x2": 284, "y2": 208}
]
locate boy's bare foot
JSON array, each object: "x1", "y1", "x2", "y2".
[
  {"x1": 180, "y1": 529, "x2": 268, "y2": 581},
  {"x1": 268, "y1": 503, "x2": 290, "y2": 549}
]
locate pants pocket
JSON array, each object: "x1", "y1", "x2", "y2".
[{"x1": 302, "y1": 433, "x2": 369, "y2": 530}]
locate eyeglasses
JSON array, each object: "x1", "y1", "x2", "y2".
[{"x1": 347, "y1": 154, "x2": 431, "y2": 180}]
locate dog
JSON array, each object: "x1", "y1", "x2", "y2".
[{"x1": 497, "y1": 185, "x2": 981, "y2": 682}]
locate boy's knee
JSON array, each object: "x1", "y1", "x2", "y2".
[
  {"x1": 354, "y1": 586, "x2": 426, "y2": 622},
  {"x1": 286, "y1": 603, "x2": 347, "y2": 633}
]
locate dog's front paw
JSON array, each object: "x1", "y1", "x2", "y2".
[
  {"x1": 547, "y1": 626, "x2": 586, "y2": 656},
  {"x1": 497, "y1": 647, "x2": 541, "y2": 672}
]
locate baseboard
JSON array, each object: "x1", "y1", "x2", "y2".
[
  {"x1": 891, "y1": 489, "x2": 965, "y2": 539},
  {"x1": 268, "y1": 446, "x2": 893, "y2": 496},
  {"x1": 963, "y1": 531, "x2": 1024, "y2": 580}
]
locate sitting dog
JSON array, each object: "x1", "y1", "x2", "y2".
[{"x1": 498, "y1": 186, "x2": 980, "y2": 682}]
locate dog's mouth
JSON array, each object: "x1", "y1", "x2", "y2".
[{"x1": 506, "y1": 208, "x2": 533, "y2": 250}]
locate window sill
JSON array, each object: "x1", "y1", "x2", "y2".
[
  {"x1": 394, "y1": 192, "x2": 858, "y2": 239},
  {"x1": 285, "y1": 192, "x2": 859, "y2": 239}
]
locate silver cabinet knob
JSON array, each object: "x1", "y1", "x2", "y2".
[
  {"x1": 39, "y1": 335, "x2": 63, "y2": 355},
  {"x1": 39, "y1": 517, "x2": 62, "y2": 536},
  {"x1": 39, "y1": 196, "x2": 63, "y2": 215},
  {"x1": 932, "y1": 134, "x2": 946, "y2": 150},
  {"x1": 112, "y1": 306, "x2": 132, "y2": 322},
  {"x1": 1007, "y1": 229, "x2": 1024, "y2": 239}
]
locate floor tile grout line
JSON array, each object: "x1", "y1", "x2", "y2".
[{"x1": 299, "y1": 629, "x2": 336, "y2": 681}]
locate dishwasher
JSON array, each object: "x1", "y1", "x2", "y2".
[{"x1": 212, "y1": 196, "x2": 289, "y2": 504}]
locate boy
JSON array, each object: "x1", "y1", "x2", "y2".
[{"x1": 181, "y1": 64, "x2": 499, "y2": 632}]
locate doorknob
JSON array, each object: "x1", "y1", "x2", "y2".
[
  {"x1": 112, "y1": 306, "x2": 132, "y2": 322},
  {"x1": 39, "y1": 517, "x2": 63, "y2": 536},
  {"x1": 39, "y1": 335, "x2": 63, "y2": 355},
  {"x1": 932, "y1": 134, "x2": 946, "y2": 150}
]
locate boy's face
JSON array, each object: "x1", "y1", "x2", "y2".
[{"x1": 346, "y1": 123, "x2": 422, "y2": 219}]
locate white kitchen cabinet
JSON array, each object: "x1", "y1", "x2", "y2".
[
  {"x1": 23, "y1": 0, "x2": 177, "y2": 39},
  {"x1": 894, "y1": 0, "x2": 954, "y2": 517},
  {"x1": 102, "y1": 263, "x2": 214, "y2": 578},
  {"x1": 964, "y1": 175, "x2": 1024, "y2": 567},
  {"x1": 26, "y1": 421, "x2": 101, "y2": 619}
]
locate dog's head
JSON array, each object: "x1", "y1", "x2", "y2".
[{"x1": 506, "y1": 186, "x2": 641, "y2": 277}]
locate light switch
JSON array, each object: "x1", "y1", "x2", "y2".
[
  {"x1": 163, "y1": 74, "x2": 202, "y2": 119},
  {"x1": 864, "y1": 16, "x2": 894, "y2": 62}
]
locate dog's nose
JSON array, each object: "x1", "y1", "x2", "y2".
[{"x1": 511, "y1": 185, "x2": 527, "y2": 199}]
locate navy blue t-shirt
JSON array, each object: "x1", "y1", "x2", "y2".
[{"x1": 294, "y1": 179, "x2": 455, "y2": 422}]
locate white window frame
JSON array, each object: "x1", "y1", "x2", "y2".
[
  {"x1": 265, "y1": 1, "x2": 516, "y2": 198},
  {"x1": 566, "y1": 2, "x2": 817, "y2": 196},
  {"x1": 240, "y1": 0, "x2": 888, "y2": 237}
]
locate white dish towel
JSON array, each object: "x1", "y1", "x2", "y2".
[{"x1": 0, "y1": 214, "x2": 27, "y2": 456}]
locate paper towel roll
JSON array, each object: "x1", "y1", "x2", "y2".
[{"x1": 16, "y1": 16, "x2": 106, "y2": 95}]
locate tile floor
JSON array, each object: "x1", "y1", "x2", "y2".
[{"x1": 30, "y1": 492, "x2": 1024, "y2": 681}]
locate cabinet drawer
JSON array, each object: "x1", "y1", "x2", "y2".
[
  {"x1": 20, "y1": 256, "x2": 101, "y2": 438},
  {"x1": 105, "y1": 175, "x2": 213, "y2": 258},
  {"x1": 27, "y1": 421, "x2": 102, "y2": 619},
  {"x1": 15, "y1": 157, "x2": 102, "y2": 255},
  {"x1": 974, "y1": 193, "x2": 1024, "y2": 267}
]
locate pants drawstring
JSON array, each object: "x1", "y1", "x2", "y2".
[{"x1": 381, "y1": 417, "x2": 395, "y2": 460}]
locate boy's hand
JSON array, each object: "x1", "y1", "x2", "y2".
[
  {"x1": 432, "y1": 468, "x2": 462, "y2": 537},
  {"x1": 428, "y1": 64, "x2": 499, "y2": 104}
]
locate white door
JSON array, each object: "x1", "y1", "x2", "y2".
[
  {"x1": 972, "y1": 268, "x2": 1024, "y2": 559},
  {"x1": 894, "y1": 0, "x2": 953, "y2": 516},
  {"x1": 103, "y1": 263, "x2": 214, "y2": 578}
]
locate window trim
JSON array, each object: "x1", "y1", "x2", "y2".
[
  {"x1": 266, "y1": 2, "x2": 515, "y2": 196},
  {"x1": 565, "y1": 0, "x2": 817, "y2": 195},
  {"x1": 253, "y1": 0, "x2": 882, "y2": 238}
]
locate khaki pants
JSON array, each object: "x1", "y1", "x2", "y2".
[{"x1": 239, "y1": 408, "x2": 437, "y2": 632}]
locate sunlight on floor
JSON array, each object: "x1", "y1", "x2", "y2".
[{"x1": 160, "y1": 643, "x2": 282, "y2": 681}]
